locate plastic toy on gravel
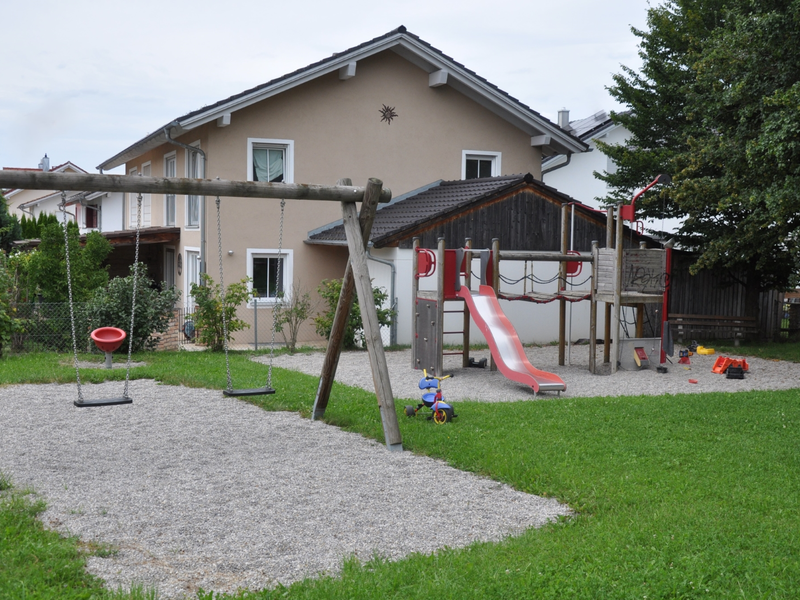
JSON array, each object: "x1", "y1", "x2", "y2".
[{"x1": 405, "y1": 370, "x2": 457, "y2": 424}]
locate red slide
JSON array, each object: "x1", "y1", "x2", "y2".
[{"x1": 457, "y1": 285, "x2": 566, "y2": 395}]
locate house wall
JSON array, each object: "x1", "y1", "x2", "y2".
[
  {"x1": 122, "y1": 49, "x2": 546, "y2": 342},
  {"x1": 100, "y1": 192, "x2": 125, "y2": 232}
]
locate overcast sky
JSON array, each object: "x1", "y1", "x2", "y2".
[{"x1": 1, "y1": 0, "x2": 651, "y2": 174}]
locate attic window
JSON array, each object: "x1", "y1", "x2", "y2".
[{"x1": 462, "y1": 151, "x2": 501, "y2": 180}]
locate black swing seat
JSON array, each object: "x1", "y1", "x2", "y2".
[
  {"x1": 74, "y1": 397, "x2": 133, "y2": 408},
  {"x1": 223, "y1": 387, "x2": 276, "y2": 397}
]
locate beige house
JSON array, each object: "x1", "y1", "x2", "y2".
[{"x1": 96, "y1": 26, "x2": 586, "y2": 342}]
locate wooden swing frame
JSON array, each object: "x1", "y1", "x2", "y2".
[{"x1": 0, "y1": 170, "x2": 403, "y2": 452}]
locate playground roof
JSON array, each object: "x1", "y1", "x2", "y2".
[{"x1": 307, "y1": 173, "x2": 656, "y2": 249}]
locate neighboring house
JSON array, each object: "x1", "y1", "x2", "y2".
[
  {"x1": 308, "y1": 173, "x2": 657, "y2": 346},
  {"x1": 95, "y1": 26, "x2": 587, "y2": 325},
  {"x1": 3, "y1": 155, "x2": 126, "y2": 235},
  {"x1": 541, "y1": 109, "x2": 628, "y2": 210}
]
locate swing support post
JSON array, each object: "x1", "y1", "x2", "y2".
[{"x1": 313, "y1": 178, "x2": 403, "y2": 452}]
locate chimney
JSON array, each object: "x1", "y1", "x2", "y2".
[
  {"x1": 38, "y1": 154, "x2": 50, "y2": 172},
  {"x1": 557, "y1": 109, "x2": 571, "y2": 131}
]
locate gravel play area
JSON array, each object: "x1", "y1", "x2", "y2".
[
  {"x1": 2, "y1": 345, "x2": 797, "y2": 598},
  {"x1": 266, "y1": 344, "x2": 800, "y2": 402},
  {"x1": 1, "y1": 379, "x2": 569, "y2": 599}
]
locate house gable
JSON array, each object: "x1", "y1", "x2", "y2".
[{"x1": 98, "y1": 26, "x2": 587, "y2": 173}]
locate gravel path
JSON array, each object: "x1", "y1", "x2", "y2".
[
  {"x1": 1, "y1": 379, "x2": 568, "y2": 599},
  {"x1": 266, "y1": 344, "x2": 800, "y2": 402}
]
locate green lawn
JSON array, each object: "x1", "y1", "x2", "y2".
[{"x1": 1, "y1": 347, "x2": 799, "y2": 599}]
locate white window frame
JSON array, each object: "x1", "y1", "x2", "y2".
[
  {"x1": 127, "y1": 167, "x2": 137, "y2": 229},
  {"x1": 140, "y1": 161, "x2": 152, "y2": 227},
  {"x1": 246, "y1": 247, "x2": 293, "y2": 307},
  {"x1": 185, "y1": 142, "x2": 204, "y2": 229},
  {"x1": 461, "y1": 150, "x2": 501, "y2": 180},
  {"x1": 184, "y1": 246, "x2": 201, "y2": 313},
  {"x1": 164, "y1": 151, "x2": 177, "y2": 227},
  {"x1": 247, "y1": 138, "x2": 294, "y2": 183}
]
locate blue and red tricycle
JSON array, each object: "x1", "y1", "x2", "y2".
[{"x1": 404, "y1": 370, "x2": 457, "y2": 424}]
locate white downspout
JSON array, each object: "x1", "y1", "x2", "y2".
[{"x1": 366, "y1": 247, "x2": 397, "y2": 347}]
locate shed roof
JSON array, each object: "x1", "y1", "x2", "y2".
[{"x1": 307, "y1": 173, "x2": 636, "y2": 248}]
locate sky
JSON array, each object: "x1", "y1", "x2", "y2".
[{"x1": 1, "y1": 0, "x2": 652, "y2": 175}]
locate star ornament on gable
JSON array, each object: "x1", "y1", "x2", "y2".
[{"x1": 379, "y1": 104, "x2": 398, "y2": 125}]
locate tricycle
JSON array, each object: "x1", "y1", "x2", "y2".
[{"x1": 404, "y1": 369, "x2": 457, "y2": 424}]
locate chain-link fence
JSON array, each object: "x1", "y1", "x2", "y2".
[
  {"x1": 10, "y1": 303, "x2": 95, "y2": 354},
  {"x1": 10, "y1": 301, "x2": 393, "y2": 354},
  {"x1": 181, "y1": 303, "x2": 393, "y2": 351}
]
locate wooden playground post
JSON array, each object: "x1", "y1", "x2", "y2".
[
  {"x1": 612, "y1": 203, "x2": 625, "y2": 374},
  {"x1": 604, "y1": 206, "x2": 614, "y2": 365},
  {"x1": 589, "y1": 240, "x2": 599, "y2": 373},
  {"x1": 490, "y1": 238, "x2": 500, "y2": 372},
  {"x1": 636, "y1": 241, "x2": 647, "y2": 338},
  {"x1": 462, "y1": 238, "x2": 472, "y2": 368},
  {"x1": 436, "y1": 237, "x2": 446, "y2": 376},
  {"x1": 559, "y1": 204, "x2": 569, "y2": 366},
  {"x1": 411, "y1": 237, "x2": 420, "y2": 369}
]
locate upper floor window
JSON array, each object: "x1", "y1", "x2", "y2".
[
  {"x1": 462, "y1": 151, "x2": 501, "y2": 180},
  {"x1": 84, "y1": 203, "x2": 99, "y2": 229},
  {"x1": 186, "y1": 144, "x2": 204, "y2": 228},
  {"x1": 248, "y1": 138, "x2": 294, "y2": 184},
  {"x1": 164, "y1": 152, "x2": 176, "y2": 226}
]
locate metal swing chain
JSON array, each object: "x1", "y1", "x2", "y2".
[
  {"x1": 61, "y1": 191, "x2": 85, "y2": 404},
  {"x1": 216, "y1": 196, "x2": 234, "y2": 391},
  {"x1": 122, "y1": 193, "x2": 143, "y2": 400},
  {"x1": 267, "y1": 199, "x2": 285, "y2": 389}
]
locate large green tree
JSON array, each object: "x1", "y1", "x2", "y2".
[{"x1": 598, "y1": 0, "x2": 800, "y2": 315}]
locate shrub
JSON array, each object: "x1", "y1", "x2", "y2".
[
  {"x1": 86, "y1": 263, "x2": 180, "y2": 353},
  {"x1": 314, "y1": 278, "x2": 394, "y2": 350},
  {"x1": 273, "y1": 281, "x2": 315, "y2": 354},
  {"x1": 0, "y1": 252, "x2": 24, "y2": 357},
  {"x1": 188, "y1": 273, "x2": 251, "y2": 352},
  {"x1": 27, "y1": 221, "x2": 111, "y2": 302}
]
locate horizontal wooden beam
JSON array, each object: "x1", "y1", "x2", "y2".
[
  {"x1": 499, "y1": 250, "x2": 593, "y2": 262},
  {"x1": 0, "y1": 171, "x2": 392, "y2": 203}
]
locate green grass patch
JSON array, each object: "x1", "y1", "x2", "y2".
[
  {"x1": 713, "y1": 339, "x2": 800, "y2": 362},
  {"x1": 2, "y1": 346, "x2": 800, "y2": 598},
  {"x1": 0, "y1": 485, "x2": 142, "y2": 599}
]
